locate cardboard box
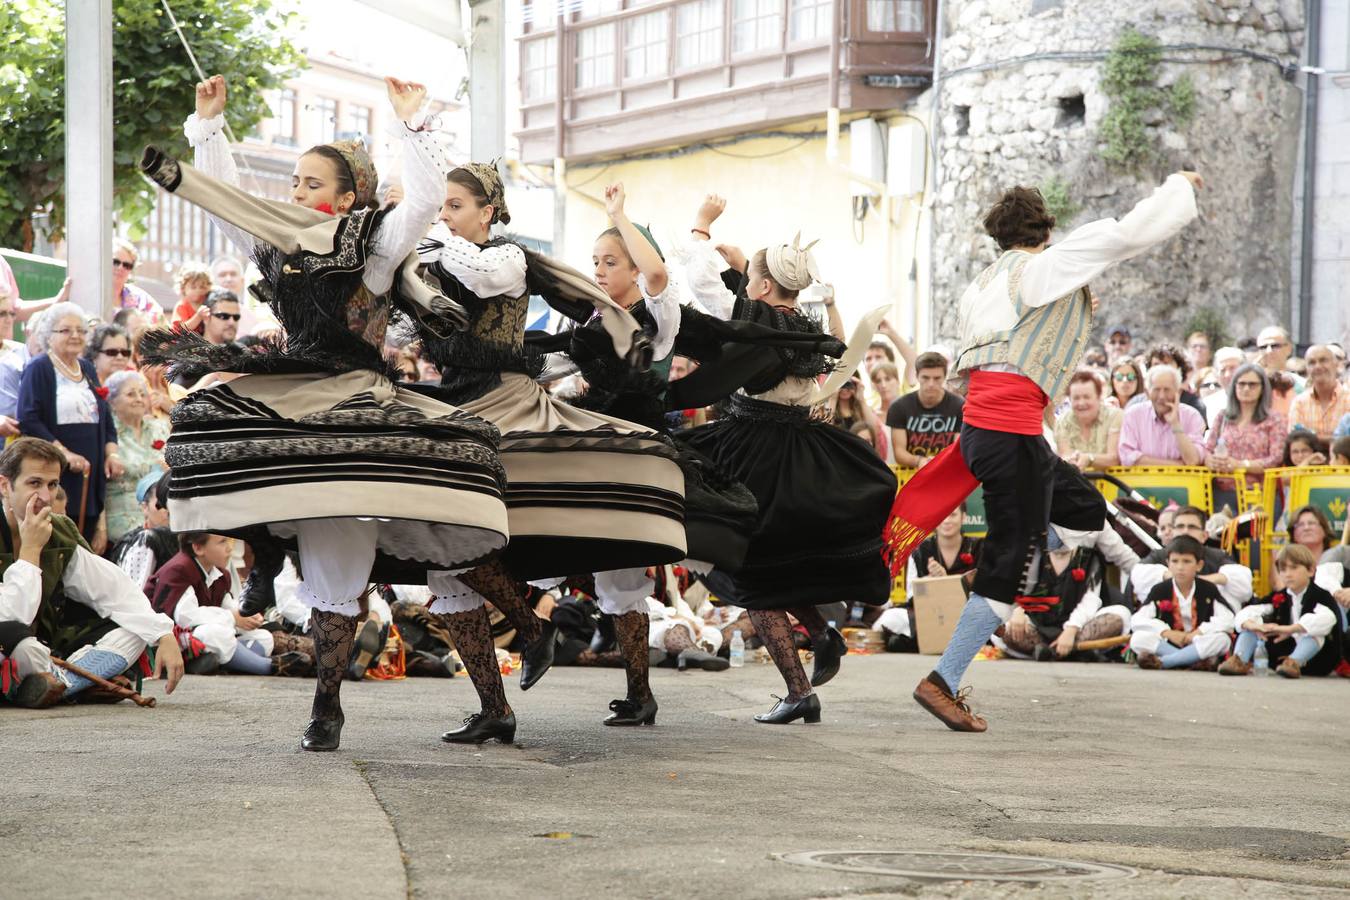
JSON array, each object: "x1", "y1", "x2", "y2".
[{"x1": 910, "y1": 574, "x2": 969, "y2": 655}]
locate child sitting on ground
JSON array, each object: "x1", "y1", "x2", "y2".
[
  {"x1": 1130, "y1": 535, "x2": 1234, "y2": 670},
  {"x1": 146, "y1": 532, "x2": 314, "y2": 677},
  {"x1": 1219, "y1": 544, "x2": 1344, "y2": 678}
]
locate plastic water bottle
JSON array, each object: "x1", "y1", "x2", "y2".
[
  {"x1": 850, "y1": 603, "x2": 865, "y2": 625},
  {"x1": 728, "y1": 630, "x2": 745, "y2": 668},
  {"x1": 1253, "y1": 642, "x2": 1269, "y2": 676}
]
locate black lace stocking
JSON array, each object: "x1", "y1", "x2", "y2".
[
  {"x1": 790, "y1": 605, "x2": 828, "y2": 640},
  {"x1": 748, "y1": 609, "x2": 811, "y2": 701},
  {"x1": 309, "y1": 610, "x2": 356, "y2": 722},
  {"x1": 439, "y1": 608, "x2": 510, "y2": 718},
  {"x1": 612, "y1": 611, "x2": 653, "y2": 702},
  {"x1": 459, "y1": 559, "x2": 541, "y2": 644},
  {"x1": 663, "y1": 626, "x2": 696, "y2": 654}
]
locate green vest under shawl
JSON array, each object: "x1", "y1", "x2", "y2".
[
  {"x1": 954, "y1": 250, "x2": 1093, "y2": 402},
  {"x1": 0, "y1": 514, "x2": 115, "y2": 657}
]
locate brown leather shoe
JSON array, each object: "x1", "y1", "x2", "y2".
[
  {"x1": 1218, "y1": 654, "x2": 1252, "y2": 676},
  {"x1": 1136, "y1": 653, "x2": 1162, "y2": 670},
  {"x1": 913, "y1": 675, "x2": 987, "y2": 732},
  {"x1": 1276, "y1": 656, "x2": 1302, "y2": 679},
  {"x1": 1192, "y1": 656, "x2": 1218, "y2": 672}
]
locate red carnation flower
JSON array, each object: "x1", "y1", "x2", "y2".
[
  {"x1": 1071, "y1": 567, "x2": 1086, "y2": 582},
  {"x1": 959, "y1": 552, "x2": 975, "y2": 566},
  {"x1": 152, "y1": 439, "x2": 165, "y2": 451},
  {"x1": 1158, "y1": 599, "x2": 1175, "y2": 615},
  {"x1": 93, "y1": 386, "x2": 109, "y2": 399},
  {"x1": 1271, "y1": 592, "x2": 1287, "y2": 608}
]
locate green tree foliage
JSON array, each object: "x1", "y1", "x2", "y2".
[{"x1": 0, "y1": 0, "x2": 303, "y2": 249}]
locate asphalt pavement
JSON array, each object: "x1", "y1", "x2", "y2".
[{"x1": 3, "y1": 652, "x2": 1347, "y2": 898}]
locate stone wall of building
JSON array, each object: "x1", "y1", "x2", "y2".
[{"x1": 931, "y1": 0, "x2": 1306, "y2": 350}]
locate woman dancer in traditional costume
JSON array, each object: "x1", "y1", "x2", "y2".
[
  {"x1": 413, "y1": 172, "x2": 688, "y2": 740},
  {"x1": 138, "y1": 75, "x2": 509, "y2": 751},
  {"x1": 677, "y1": 218, "x2": 897, "y2": 724}
]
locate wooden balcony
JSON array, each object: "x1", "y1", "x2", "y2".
[{"x1": 514, "y1": 0, "x2": 934, "y2": 163}]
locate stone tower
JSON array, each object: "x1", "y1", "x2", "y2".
[{"x1": 930, "y1": 0, "x2": 1306, "y2": 349}]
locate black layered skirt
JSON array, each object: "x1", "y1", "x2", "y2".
[{"x1": 679, "y1": 394, "x2": 896, "y2": 610}]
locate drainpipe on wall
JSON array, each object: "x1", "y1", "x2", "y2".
[
  {"x1": 553, "y1": 5, "x2": 567, "y2": 257},
  {"x1": 923, "y1": 0, "x2": 945, "y2": 350},
  {"x1": 1296, "y1": 0, "x2": 1321, "y2": 345},
  {"x1": 826, "y1": 0, "x2": 842, "y2": 162}
]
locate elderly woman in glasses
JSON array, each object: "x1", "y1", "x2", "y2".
[
  {"x1": 83, "y1": 322, "x2": 133, "y2": 386},
  {"x1": 17, "y1": 302, "x2": 125, "y2": 549},
  {"x1": 1204, "y1": 363, "x2": 1286, "y2": 485},
  {"x1": 102, "y1": 370, "x2": 170, "y2": 543}
]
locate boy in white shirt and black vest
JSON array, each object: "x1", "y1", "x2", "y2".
[
  {"x1": 1129, "y1": 535, "x2": 1233, "y2": 670},
  {"x1": 1220, "y1": 544, "x2": 1344, "y2": 678},
  {"x1": 910, "y1": 170, "x2": 1201, "y2": 731}
]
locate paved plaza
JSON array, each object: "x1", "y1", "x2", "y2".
[{"x1": 4, "y1": 653, "x2": 1348, "y2": 898}]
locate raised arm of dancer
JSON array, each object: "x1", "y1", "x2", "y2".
[
  {"x1": 1020, "y1": 172, "x2": 1201, "y2": 309},
  {"x1": 183, "y1": 75, "x2": 256, "y2": 256},
  {"x1": 363, "y1": 78, "x2": 445, "y2": 296},
  {"x1": 675, "y1": 195, "x2": 737, "y2": 320},
  {"x1": 605, "y1": 182, "x2": 680, "y2": 359}
]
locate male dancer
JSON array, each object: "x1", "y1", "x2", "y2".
[{"x1": 911, "y1": 170, "x2": 1202, "y2": 731}]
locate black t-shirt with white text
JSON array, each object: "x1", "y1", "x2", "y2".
[{"x1": 885, "y1": 390, "x2": 964, "y2": 458}]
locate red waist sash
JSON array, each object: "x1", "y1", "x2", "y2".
[{"x1": 962, "y1": 370, "x2": 1047, "y2": 436}]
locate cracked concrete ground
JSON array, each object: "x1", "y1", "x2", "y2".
[{"x1": 2, "y1": 653, "x2": 1347, "y2": 898}]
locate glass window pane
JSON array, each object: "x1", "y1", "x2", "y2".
[
  {"x1": 575, "y1": 23, "x2": 616, "y2": 89},
  {"x1": 868, "y1": 0, "x2": 925, "y2": 32}
]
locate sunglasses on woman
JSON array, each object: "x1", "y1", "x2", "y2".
[
  {"x1": 1112, "y1": 372, "x2": 1137, "y2": 382},
  {"x1": 112, "y1": 259, "x2": 135, "y2": 271},
  {"x1": 99, "y1": 348, "x2": 133, "y2": 358}
]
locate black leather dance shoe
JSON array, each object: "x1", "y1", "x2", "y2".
[
  {"x1": 301, "y1": 714, "x2": 344, "y2": 752},
  {"x1": 809, "y1": 627, "x2": 848, "y2": 687},
  {"x1": 442, "y1": 710, "x2": 517, "y2": 744},
  {"x1": 519, "y1": 621, "x2": 558, "y2": 691},
  {"x1": 677, "y1": 648, "x2": 729, "y2": 672},
  {"x1": 603, "y1": 696, "x2": 658, "y2": 726},
  {"x1": 753, "y1": 693, "x2": 821, "y2": 725}
]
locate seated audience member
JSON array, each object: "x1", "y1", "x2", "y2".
[
  {"x1": 1055, "y1": 370, "x2": 1122, "y2": 471},
  {"x1": 110, "y1": 472, "x2": 177, "y2": 591},
  {"x1": 1205, "y1": 346, "x2": 1246, "y2": 422},
  {"x1": 1129, "y1": 505, "x2": 1252, "y2": 612},
  {"x1": 1130, "y1": 536, "x2": 1233, "y2": 670},
  {"x1": 645, "y1": 566, "x2": 729, "y2": 672},
  {"x1": 874, "y1": 506, "x2": 981, "y2": 652},
  {"x1": 1105, "y1": 357, "x2": 1146, "y2": 410},
  {"x1": 84, "y1": 323, "x2": 132, "y2": 387},
  {"x1": 1204, "y1": 363, "x2": 1285, "y2": 484},
  {"x1": 1335, "y1": 411, "x2": 1350, "y2": 440},
  {"x1": 1282, "y1": 430, "x2": 1327, "y2": 468},
  {"x1": 145, "y1": 532, "x2": 313, "y2": 677},
  {"x1": 849, "y1": 421, "x2": 881, "y2": 457},
  {"x1": 1186, "y1": 331, "x2": 1213, "y2": 378},
  {"x1": 1106, "y1": 324, "x2": 1133, "y2": 364},
  {"x1": 1145, "y1": 343, "x2": 1205, "y2": 418},
  {"x1": 1000, "y1": 532, "x2": 1134, "y2": 661},
  {"x1": 1081, "y1": 345, "x2": 1109, "y2": 374},
  {"x1": 1117, "y1": 364, "x2": 1206, "y2": 467},
  {"x1": 0, "y1": 282, "x2": 29, "y2": 437},
  {"x1": 887, "y1": 351, "x2": 964, "y2": 469},
  {"x1": 0, "y1": 438, "x2": 183, "y2": 707},
  {"x1": 869, "y1": 362, "x2": 902, "y2": 417},
  {"x1": 1256, "y1": 326, "x2": 1304, "y2": 418},
  {"x1": 103, "y1": 371, "x2": 169, "y2": 543},
  {"x1": 1289, "y1": 344, "x2": 1350, "y2": 442},
  {"x1": 199, "y1": 290, "x2": 242, "y2": 347},
  {"x1": 1220, "y1": 544, "x2": 1344, "y2": 678},
  {"x1": 171, "y1": 261, "x2": 213, "y2": 331},
  {"x1": 1270, "y1": 504, "x2": 1337, "y2": 592},
  {"x1": 1331, "y1": 436, "x2": 1350, "y2": 466}
]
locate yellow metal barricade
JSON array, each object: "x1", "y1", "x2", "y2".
[
  {"x1": 1257, "y1": 466, "x2": 1350, "y2": 595},
  {"x1": 1100, "y1": 466, "x2": 1214, "y2": 515}
]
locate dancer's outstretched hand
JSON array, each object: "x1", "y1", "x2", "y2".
[
  {"x1": 386, "y1": 77, "x2": 427, "y2": 123},
  {"x1": 195, "y1": 75, "x2": 227, "y2": 119},
  {"x1": 604, "y1": 182, "x2": 627, "y2": 219}
]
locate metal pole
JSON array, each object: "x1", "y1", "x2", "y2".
[
  {"x1": 64, "y1": 0, "x2": 114, "y2": 319},
  {"x1": 552, "y1": 5, "x2": 567, "y2": 256},
  {"x1": 468, "y1": 0, "x2": 506, "y2": 163},
  {"x1": 1296, "y1": 0, "x2": 1321, "y2": 345}
]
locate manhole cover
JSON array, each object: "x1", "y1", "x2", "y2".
[{"x1": 775, "y1": 850, "x2": 1136, "y2": 883}]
